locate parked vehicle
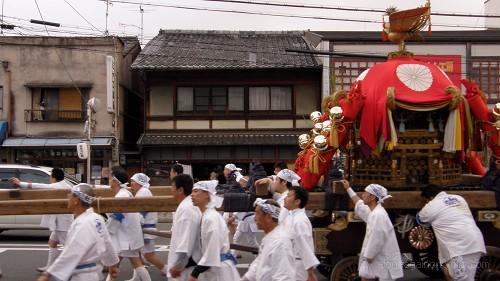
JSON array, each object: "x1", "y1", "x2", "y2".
[{"x1": 0, "y1": 164, "x2": 78, "y2": 233}]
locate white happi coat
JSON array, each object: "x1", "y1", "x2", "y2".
[
  {"x1": 355, "y1": 201, "x2": 403, "y2": 280},
  {"x1": 243, "y1": 225, "x2": 295, "y2": 281},
  {"x1": 275, "y1": 189, "x2": 289, "y2": 223},
  {"x1": 135, "y1": 187, "x2": 158, "y2": 240},
  {"x1": 198, "y1": 208, "x2": 240, "y2": 281},
  {"x1": 281, "y1": 208, "x2": 319, "y2": 281},
  {"x1": 167, "y1": 196, "x2": 202, "y2": 280},
  {"x1": 46, "y1": 208, "x2": 119, "y2": 281},
  {"x1": 106, "y1": 188, "x2": 144, "y2": 252},
  {"x1": 30, "y1": 181, "x2": 73, "y2": 232},
  {"x1": 417, "y1": 191, "x2": 486, "y2": 264}
]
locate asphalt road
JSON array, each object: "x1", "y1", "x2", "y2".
[{"x1": 0, "y1": 226, "x2": 441, "y2": 281}]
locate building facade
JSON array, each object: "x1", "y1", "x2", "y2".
[
  {"x1": 0, "y1": 36, "x2": 144, "y2": 183},
  {"x1": 132, "y1": 30, "x2": 322, "y2": 184},
  {"x1": 315, "y1": 30, "x2": 500, "y2": 104}
]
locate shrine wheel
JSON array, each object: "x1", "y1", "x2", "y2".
[
  {"x1": 476, "y1": 246, "x2": 500, "y2": 281},
  {"x1": 330, "y1": 256, "x2": 360, "y2": 281}
]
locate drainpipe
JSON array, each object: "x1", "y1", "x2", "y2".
[{"x1": 2, "y1": 61, "x2": 12, "y2": 136}]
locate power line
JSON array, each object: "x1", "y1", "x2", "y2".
[
  {"x1": 63, "y1": 0, "x2": 103, "y2": 33},
  {"x1": 97, "y1": 0, "x2": 494, "y2": 29},
  {"x1": 33, "y1": 0, "x2": 87, "y2": 103},
  {"x1": 202, "y1": 0, "x2": 500, "y2": 18}
]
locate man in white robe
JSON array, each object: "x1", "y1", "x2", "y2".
[
  {"x1": 417, "y1": 185, "x2": 486, "y2": 281},
  {"x1": 10, "y1": 167, "x2": 73, "y2": 272},
  {"x1": 105, "y1": 169, "x2": 151, "y2": 281},
  {"x1": 343, "y1": 181, "x2": 403, "y2": 281},
  {"x1": 242, "y1": 198, "x2": 295, "y2": 281},
  {"x1": 255, "y1": 169, "x2": 301, "y2": 222},
  {"x1": 282, "y1": 186, "x2": 319, "y2": 281},
  {"x1": 36, "y1": 184, "x2": 119, "y2": 281},
  {"x1": 127, "y1": 173, "x2": 166, "y2": 280},
  {"x1": 189, "y1": 180, "x2": 240, "y2": 281},
  {"x1": 168, "y1": 174, "x2": 202, "y2": 281}
]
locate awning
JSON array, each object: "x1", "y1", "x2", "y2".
[
  {"x1": 137, "y1": 130, "x2": 305, "y2": 146},
  {"x1": 2, "y1": 137, "x2": 115, "y2": 147}
]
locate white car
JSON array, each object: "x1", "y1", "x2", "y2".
[{"x1": 0, "y1": 164, "x2": 78, "y2": 233}]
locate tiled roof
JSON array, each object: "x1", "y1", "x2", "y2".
[
  {"x1": 131, "y1": 30, "x2": 322, "y2": 70},
  {"x1": 137, "y1": 130, "x2": 305, "y2": 146},
  {"x1": 119, "y1": 36, "x2": 140, "y2": 56}
]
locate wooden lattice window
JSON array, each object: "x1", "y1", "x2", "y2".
[
  {"x1": 330, "y1": 59, "x2": 384, "y2": 92},
  {"x1": 470, "y1": 59, "x2": 500, "y2": 104}
]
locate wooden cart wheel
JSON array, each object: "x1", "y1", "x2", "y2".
[
  {"x1": 476, "y1": 246, "x2": 500, "y2": 281},
  {"x1": 330, "y1": 256, "x2": 360, "y2": 281},
  {"x1": 412, "y1": 250, "x2": 444, "y2": 278}
]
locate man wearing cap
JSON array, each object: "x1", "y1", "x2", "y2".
[
  {"x1": 224, "y1": 163, "x2": 243, "y2": 187},
  {"x1": 417, "y1": 185, "x2": 485, "y2": 281},
  {"x1": 282, "y1": 186, "x2": 319, "y2": 281},
  {"x1": 342, "y1": 181, "x2": 403, "y2": 281},
  {"x1": 10, "y1": 167, "x2": 73, "y2": 272},
  {"x1": 105, "y1": 169, "x2": 151, "y2": 281},
  {"x1": 127, "y1": 173, "x2": 166, "y2": 280},
  {"x1": 37, "y1": 184, "x2": 119, "y2": 281},
  {"x1": 242, "y1": 198, "x2": 295, "y2": 281},
  {"x1": 275, "y1": 169, "x2": 301, "y2": 222},
  {"x1": 190, "y1": 180, "x2": 240, "y2": 281},
  {"x1": 167, "y1": 174, "x2": 202, "y2": 281}
]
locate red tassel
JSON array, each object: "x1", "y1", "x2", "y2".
[{"x1": 382, "y1": 31, "x2": 389, "y2": 41}]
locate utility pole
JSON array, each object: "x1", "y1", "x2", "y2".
[
  {"x1": 86, "y1": 97, "x2": 97, "y2": 184},
  {"x1": 105, "y1": 0, "x2": 110, "y2": 35},
  {"x1": 140, "y1": 5, "x2": 144, "y2": 46}
]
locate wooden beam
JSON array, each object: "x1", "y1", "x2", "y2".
[
  {"x1": 0, "y1": 190, "x2": 495, "y2": 215},
  {"x1": 143, "y1": 229, "x2": 171, "y2": 238},
  {"x1": 0, "y1": 186, "x2": 172, "y2": 201},
  {"x1": 307, "y1": 190, "x2": 498, "y2": 210},
  {"x1": 0, "y1": 196, "x2": 178, "y2": 215}
]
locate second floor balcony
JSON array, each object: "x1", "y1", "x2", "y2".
[{"x1": 24, "y1": 109, "x2": 86, "y2": 122}]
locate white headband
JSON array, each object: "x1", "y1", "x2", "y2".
[
  {"x1": 254, "y1": 198, "x2": 280, "y2": 219},
  {"x1": 365, "y1": 184, "x2": 392, "y2": 204},
  {"x1": 277, "y1": 169, "x2": 301, "y2": 186},
  {"x1": 71, "y1": 184, "x2": 95, "y2": 205},
  {"x1": 193, "y1": 180, "x2": 223, "y2": 209},
  {"x1": 130, "y1": 173, "x2": 150, "y2": 189},
  {"x1": 225, "y1": 164, "x2": 242, "y2": 172}
]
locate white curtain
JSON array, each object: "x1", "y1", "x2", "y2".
[
  {"x1": 270, "y1": 87, "x2": 291, "y2": 110},
  {"x1": 177, "y1": 87, "x2": 193, "y2": 111},
  {"x1": 228, "y1": 87, "x2": 244, "y2": 111},
  {"x1": 249, "y1": 87, "x2": 269, "y2": 111}
]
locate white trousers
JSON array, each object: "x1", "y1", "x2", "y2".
[{"x1": 447, "y1": 252, "x2": 482, "y2": 281}]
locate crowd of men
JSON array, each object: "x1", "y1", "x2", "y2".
[{"x1": 0, "y1": 162, "x2": 488, "y2": 281}]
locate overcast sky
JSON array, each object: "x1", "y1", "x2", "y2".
[{"x1": 0, "y1": 0, "x2": 491, "y2": 43}]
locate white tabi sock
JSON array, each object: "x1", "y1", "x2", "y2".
[
  {"x1": 47, "y1": 248, "x2": 59, "y2": 267},
  {"x1": 135, "y1": 266, "x2": 151, "y2": 281}
]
